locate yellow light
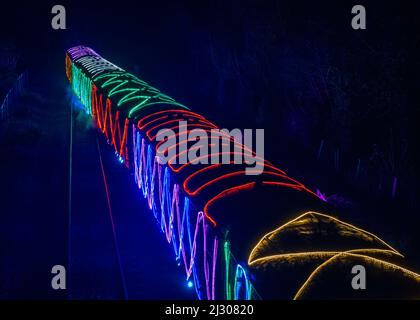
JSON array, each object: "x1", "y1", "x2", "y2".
[
  {"x1": 293, "y1": 251, "x2": 420, "y2": 300},
  {"x1": 248, "y1": 211, "x2": 401, "y2": 265},
  {"x1": 249, "y1": 249, "x2": 402, "y2": 267},
  {"x1": 247, "y1": 211, "x2": 420, "y2": 299}
]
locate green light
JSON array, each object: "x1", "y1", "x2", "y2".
[
  {"x1": 128, "y1": 100, "x2": 187, "y2": 118},
  {"x1": 117, "y1": 95, "x2": 150, "y2": 107},
  {"x1": 71, "y1": 64, "x2": 92, "y2": 114},
  {"x1": 224, "y1": 241, "x2": 232, "y2": 300}
]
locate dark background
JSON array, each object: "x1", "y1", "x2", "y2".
[{"x1": 1, "y1": 0, "x2": 419, "y2": 298}]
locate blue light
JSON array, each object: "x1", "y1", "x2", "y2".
[
  {"x1": 115, "y1": 152, "x2": 124, "y2": 164},
  {"x1": 187, "y1": 281, "x2": 193, "y2": 288}
]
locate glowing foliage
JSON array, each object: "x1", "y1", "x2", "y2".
[
  {"x1": 294, "y1": 251, "x2": 420, "y2": 300},
  {"x1": 248, "y1": 212, "x2": 420, "y2": 299},
  {"x1": 248, "y1": 211, "x2": 402, "y2": 266}
]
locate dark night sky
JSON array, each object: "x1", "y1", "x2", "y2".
[
  {"x1": 1, "y1": 0, "x2": 420, "y2": 298},
  {"x1": 2, "y1": 0, "x2": 420, "y2": 255}
]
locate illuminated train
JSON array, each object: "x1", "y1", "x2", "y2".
[{"x1": 66, "y1": 46, "x2": 420, "y2": 299}]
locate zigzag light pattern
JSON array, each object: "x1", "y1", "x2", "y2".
[
  {"x1": 67, "y1": 45, "x2": 420, "y2": 300},
  {"x1": 66, "y1": 45, "x2": 270, "y2": 300},
  {"x1": 132, "y1": 128, "x2": 219, "y2": 299}
]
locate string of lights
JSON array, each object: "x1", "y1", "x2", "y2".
[
  {"x1": 66, "y1": 45, "x2": 265, "y2": 300},
  {"x1": 66, "y1": 45, "x2": 418, "y2": 300}
]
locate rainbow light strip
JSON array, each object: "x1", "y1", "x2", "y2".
[{"x1": 66, "y1": 45, "x2": 320, "y2": 300}]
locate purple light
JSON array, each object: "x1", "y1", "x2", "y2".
[{"x1": 67, "y1": 45, "x2": 99, "y2": 60}]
